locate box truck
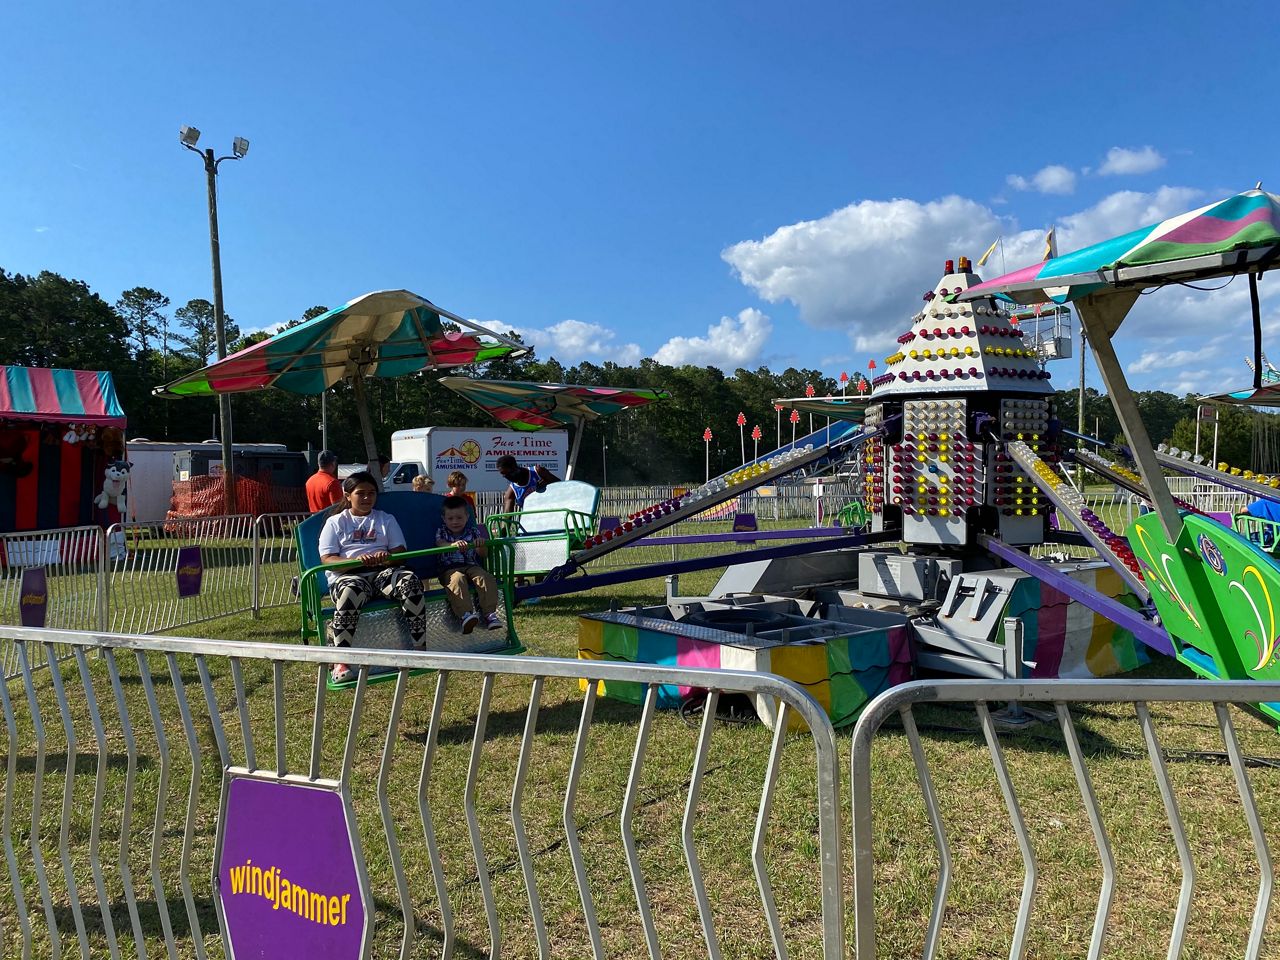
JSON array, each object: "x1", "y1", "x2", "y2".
[{"x1": 389, "y1": 427, "x2": 568, "y2": 493}]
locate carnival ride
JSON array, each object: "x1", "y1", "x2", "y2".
[
  {"x1": 157, "y1": 191, "x2": 1280, "y2": 727},
  {"x1": 556, "y1": 188, "x2": 1280, "y2": 727}
]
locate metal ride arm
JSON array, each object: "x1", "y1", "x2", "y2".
[
  {"x1": 979, "y1": 535, "x2": 1172, "y2": 656},
  {"x1": 1076, "y1": 292, "x2": 1185, "y2": 542},
  {"x1": 1153, "y1": 449, "x2": 1280, "y2": 504},
  {"x1": 567, "y1": 422, "x2": 877, "y2": 567},
  {"x1": 1004, "y1": 441, "x2": 1150, "y2": 600},
  {"x1": 516, "y1": 531, "x2": 894, "y2": 602}
]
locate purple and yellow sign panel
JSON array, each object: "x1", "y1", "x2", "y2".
[
  {"x1": 217, "y1": 777, "x2": 366, "y2": 960},
  {"x1": 19, "y1": 566, "x2": 47, "y2": 628},
  {"x1": 176, "y1": 545, "x2": 203, "y2": 598}
]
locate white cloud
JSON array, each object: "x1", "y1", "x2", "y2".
[
  {"x1": 653, "y1": 308, "x2": 772, "y2": 368},
  {"x1": 511, "y1": 318, "x2": 642, "y2": 366},
  {"x1": 1099, "y1": 146, "x2": 1166, "y2": 176},
  {"x1": 1006, "y1": 165, "x2": 1077, "y2": 195},
  {"x1": 723, "y1": 195, "x2": 1001, "y2": 357},
  {"x1": 34, "y1": 226, "x2": 49, "y2": 233},
  {"x1": 722, "y1": 184, "x2": 1280, "y2": 394},
  {"x1": 1130, "y1": 349, "x2": 1200, "y2": 374}
]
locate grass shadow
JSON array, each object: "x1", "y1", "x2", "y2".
[{"x1": 412, "y1": 693, "x2": 648, "y2": 747}]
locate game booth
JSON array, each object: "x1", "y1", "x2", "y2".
[{"x1": 0, "y1": 365, "x2": 128, "y2": 540}]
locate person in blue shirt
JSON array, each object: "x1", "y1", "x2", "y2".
[
  {"x1": 497, "y1": 454, "x2": 559, "y2": 513},
  {"x1": 435, "y1": 495, "x2": 502, "y2": 633},
  {"x1": 1245, "y1": 498, "x2": 1280, "y2": 523}
]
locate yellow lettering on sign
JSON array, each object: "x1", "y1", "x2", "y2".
[{"x1": 225, "y1": 858, "x2": 357, "y2": 926}]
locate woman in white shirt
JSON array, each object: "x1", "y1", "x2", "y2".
[{"x1": 318, "y1": 471, "x2": 426, "y2": 682}]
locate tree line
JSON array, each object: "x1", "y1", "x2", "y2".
[{"x1": 1, "y1": 266, "x2": 1275, "y2": 484}]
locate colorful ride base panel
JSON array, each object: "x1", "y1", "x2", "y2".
[
  {"x1": 1129, "y1": 510, "x2": 1280, "y2": 724},
  {"x1": 577, "y1": 560, "x2": 1148, "y2": 728},
  {"x1": 577, "y1": 612, "x2": 912, "y2": 730},
  {"x1": 1003, "y1": 563, "x2": 1151, "y2": 680}
]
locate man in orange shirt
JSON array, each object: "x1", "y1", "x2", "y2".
[{"x1": 306, "y1": 450, "x2": 344, "y2": 512}]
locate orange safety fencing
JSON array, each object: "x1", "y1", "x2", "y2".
[{"x1": 167, "y1": 473, "x2": 306, "y2": 523}]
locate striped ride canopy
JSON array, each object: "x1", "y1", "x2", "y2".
[
  {"x1": 961, "y1": 189, "x2": 1280, "y2": 307},
  {"x1": 155, "y1": 290, "x2": 525, "y2": 398},
  {"x1": 439, "y1": 377, "x2": 670, "y2": 430}
]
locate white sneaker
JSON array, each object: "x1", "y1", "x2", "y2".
[
  {"x1": 461, "y1": 612, "x2": 479, "y2": 634},
  {"x1": 331, "y1": 662, "x2": 354, "y2": 684}
]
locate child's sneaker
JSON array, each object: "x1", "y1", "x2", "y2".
[
  {"x1": 331, "y1": 662, "x2": 354, "y2": 684},
  {"x1": 461, "y1": 612, "x2": 479, "y2": 634},
  {"x1": 485, "y1": 612, "x2": 502, "y2": 631}
]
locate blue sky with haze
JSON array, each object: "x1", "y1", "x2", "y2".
[{"x1": 2, "y1": 1, "x2": 1277, "y2": 398}]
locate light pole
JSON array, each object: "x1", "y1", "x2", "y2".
[{"x1": 181, "y1": 125, "x2": 248, "y2": 513}]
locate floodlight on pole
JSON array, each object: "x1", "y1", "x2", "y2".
[{"x1": 180, "y1": 124, "x2": 249, "y2": 513}]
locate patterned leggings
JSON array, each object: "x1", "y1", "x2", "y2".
[{"x1": 328, "y1": 567, "x2": 426, "y2": 647}]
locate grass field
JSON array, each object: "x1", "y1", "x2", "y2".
[{"x1": 5, "y1": 558, "x2": 1280, "y2": 958}]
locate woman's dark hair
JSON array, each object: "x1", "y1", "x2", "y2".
[{"x1": 343, "y1": 471, "x2": 378, "y2": 493}]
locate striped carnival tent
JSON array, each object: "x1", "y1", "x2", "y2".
[{"x1": 0, "y1": 366, "x2": 127, "y2": 533}]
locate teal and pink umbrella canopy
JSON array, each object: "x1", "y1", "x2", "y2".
[
  {"x1": 438, "y1": 377, "x2": 669, "y2": 431},
  {"x1": 155, "y1": 290, "x2": 525, "y2": 399},
  {"x1": 155, "y1": 289, "x2": 527, "y2": 478},
  {"x1": 439, "y1": 377, "x2": 670, "y2": 477},
  {"x1": 772, "y1": 394, "x2": 869, "y2": 422},
  {"x1": 961, "y1": 189, "x2": 1280, "y2": 307}
]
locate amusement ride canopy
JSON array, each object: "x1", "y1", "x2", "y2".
[
  {"x1": 156, "y1": 290, "x2": 527, "y2": 477},
  {"x1": 438, "y1": 377, "x2": 670, "y2": 477}
]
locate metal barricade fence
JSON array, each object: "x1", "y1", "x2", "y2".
[
  {"x1": 0, "y1": 526, "x2": 106, "y2": 680},
  {"x1": 251, "y1": 512, "x2": 309, "y2": 616},
  {"x1": 1166, "y1": 475, "x2": 1252, "y2": 515},
  {"x1": 106, "y1": 515, "x2": 256, "y2": 635},
  {"x1": 850, "y1": 679, "x2": 1280, "y2": 960},
  {"x1": 1, "y1": 625, "x2": 844, "y2": 959}
]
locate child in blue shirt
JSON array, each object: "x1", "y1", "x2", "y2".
[{"x1": 435, "y1": 495, "x2": 502, "y2": 633}]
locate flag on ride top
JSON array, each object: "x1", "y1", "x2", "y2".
[
  {"x1": 1043, "y1": 227, "x2": 1057, "y2": 261},
  {"x1": 978, "y1": 237, "x2": 1000, "y2": 267}
]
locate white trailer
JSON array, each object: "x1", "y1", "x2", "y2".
[
  {"x1": 389, "y1": 427, "x2": 568, "y2": 492},
  {"x1": 125, "y1": 439, "x2": 288, "y2": 522}
]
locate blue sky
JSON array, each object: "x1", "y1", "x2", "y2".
[{"x1": 2, "y1": 1, "x2": 1278, "y2": 399}]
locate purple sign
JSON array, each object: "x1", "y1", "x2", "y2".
[
  {"x1": 599, "y1": 516, "x2": 621, "y2": 533},
  {"x1": 217, "y1": 777, "x2": 366, "y2": 959},
  {"x1": 732, "y1": 512, "x2": 758, "y2": 533},
  {"x1": 19, "y1": 567, "x2": 47, "y2": 628},
  {"x1": 176, "y1": 545, "x2": 203, "y2": 598}
]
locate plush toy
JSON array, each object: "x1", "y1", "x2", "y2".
[
  {"x1": 95, "y1": 460, "x2": 133, "y2": 513},
  {"x1": 99, "y1": 426, "x2": 124, "y2": 461}
]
